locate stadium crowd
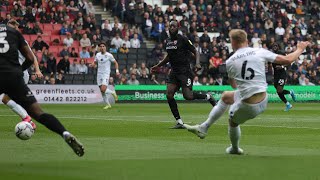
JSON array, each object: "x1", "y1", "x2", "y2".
[{"x1": 0, "y1": 0, "x2": 319, "y2": 86}]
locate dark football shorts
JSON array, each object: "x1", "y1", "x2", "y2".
[
  {"x1": 274, "y1": 72, "x2": 287, "y2": 87},
  {"x1": 167, "y1": 71, "x2": 193, "y2": 89},
  {"x1": 0, "y1": 73, "x2": 37, "y2": 109}
]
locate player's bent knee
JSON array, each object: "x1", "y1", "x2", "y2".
[{"x1": 221, "y1": 91, "x2": 234, "y2": 104}]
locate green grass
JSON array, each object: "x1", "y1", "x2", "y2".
[{"x1": 0, "y1": 103, "x2": 320, "y2": 180}]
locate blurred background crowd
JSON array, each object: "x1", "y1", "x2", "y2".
[{"x1": 0, "y1": 0, "x2": 319, "y2": 86}]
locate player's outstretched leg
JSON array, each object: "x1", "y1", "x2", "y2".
[
  {"x1": 2, "y1": 95, "x2": 37, "y2": 130},
  {"x1": 27, "y1": 103, "x2": 85, "y2": 157},
  {"x1": 183, "y1": 124, "x2": 207, "y2": 139},
  {"x1": 290, "y1": 89, "x2": 296, "y2": 102},
  {"x1": 182, "y1": 88, "x2": 216, "y2": 107},
  {"x1": 37, "y1": 113, "x2": 85, "y2": 157}
]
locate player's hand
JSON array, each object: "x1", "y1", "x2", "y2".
[
  {"x1": 297, "y1": 41, "x2": 310, "y2": 50},
  {"x1": 35, "y1": 70, "x2": 43, "y2": 78},
  {"x1": 194, "y1": 64, "x2": 202, "y2": 72},
  {"x1": 150, "y1": 65, "x2": 158, "y2": 72}
]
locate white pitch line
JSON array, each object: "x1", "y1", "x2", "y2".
[{"x1": 1, "y1": 114, "x2": 320, "y2": 130}]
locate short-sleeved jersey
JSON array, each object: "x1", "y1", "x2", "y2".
[
  {"x1": 0, "y1": 24, "x2": 27, "y2": 73},
  {"x1": 94, "y1": 52, "x2": 115, "y2": 75},
  {"x1": 165, "y1": 34, "x2": 196, "y2": 74},
  {"x1": 226, "y1": 47, "x2": 277, "y2": 100}
]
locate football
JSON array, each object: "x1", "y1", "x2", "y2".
[{"x1": 15, "y1": 121, "x2": 34, "y2": 140}]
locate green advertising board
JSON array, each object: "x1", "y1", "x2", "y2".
[{"x1": 115, "y1": 85, "x2": 319, "y2": 102}]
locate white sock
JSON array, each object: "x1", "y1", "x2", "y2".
[
  {"x1": 177, "y1": 119, "x2": 183, "y2": 124},
  {"x1": 63, "y1": 131, "x2": 71, "y2": 139},
  {"x1": 200, "y1": 100, "x2": 229, "y2": 128},
  {"x1": 6, "y1": 100, "x2": 28, "y2": 119},
  {"x1": 105, "y1": 89, "x2": 114, "y2": 94},
  {"x1": 102, "y1": 93, "x2": 110, "y2": 106},
  {"x1": 286, "y1": 102, "x2": 290, "y2": 105},
  {"x1": 228, "y1": 125, "x2": 241, "y2": 149}
]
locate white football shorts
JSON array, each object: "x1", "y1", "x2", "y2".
[
  {"x1": 229, "y1": 90, "x2": 268, "y2": 124},
  {"x1": 97, "y1": 73, "x2": 110, "y2": 86}
]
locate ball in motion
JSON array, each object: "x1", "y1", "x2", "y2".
[{"x1": 15, "y1": 121, "x2": 34, "y2": 140}]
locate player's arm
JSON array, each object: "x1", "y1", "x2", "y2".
[
  {"x1": 19, "y1": 37, "x2": 36, "y2": 71},
  {"x1": 273, "y1": 41, "x2": 310, "y2": 65},
  {"x1": 90, "y1": 56, "x2": 98, "y2": 68},
  {"x1": 113, "y1": 59, "x2": 120, "y2": 76},
  {"x1": 25, "y1": 41, "x2": 43, "y2": 78},
  {"x1": 150, "y1": 54, "x2": 170, "y2": 72},
  {"x1": 185, "y1": 38, "x2": 201, "y2": 68}
]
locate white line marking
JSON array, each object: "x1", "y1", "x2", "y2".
[{"x1": 1, "y1": 114, "x2": 319, "y2": 130}]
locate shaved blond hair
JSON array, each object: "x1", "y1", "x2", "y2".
[
  {"x1": 229, "y1": 29, "x2": 247, "y2": 44},
  {"x1": 229, "y1": 29, "x2": 248, "y2": 50}
]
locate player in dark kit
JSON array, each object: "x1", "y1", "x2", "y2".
[
  {"x1": 271, "y1": 43, "x2": 296, "y2": 111},
  {"x1": 0, "y1": 22, "x2": 84, "y2": 156},
  {"x1": 151, "y1": 20, "x2": 216, "y2": 129}
]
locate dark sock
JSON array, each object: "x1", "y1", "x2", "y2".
[
  {"x1": 283, "y1": 90, "x2": 290, "y2": 94},
  {"x1": 277, "y1": 92, "x2": 288, "y2": 104},
  {"x1": 167, "y1": 98, "x2": 181, "y2": 121},
  {"x1": 37, "y1": 113, "x2": 67, "y2": 136},
  {"x1": 192, "y1": 92, "x2": 207, "y2": 100}
]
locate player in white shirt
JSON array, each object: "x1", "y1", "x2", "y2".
[
  {"x1": 91, "y1": 42, "x2": 120, "y2": 109},
  {"x1": 2, "y1": 19, "x2": 43, "y2": 130},
  {"x1": 184, "y1": 29, "x2": 309, "y2": 154}
]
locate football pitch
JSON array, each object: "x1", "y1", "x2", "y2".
[{"x1": 0, "y1": 103, "x2": 319, "y2": 180}]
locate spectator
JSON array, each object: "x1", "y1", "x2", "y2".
[
  {"x1": 85, "y1": 2, "x2": 96, "y2": 15},
  {"x1": 69, "y1": 58, "x2": 80, "y2": 74},
  {"x1": 80, "y1": 33, "x2": 91, "y2": 48},
  {"x1": 60, "y1": 22, "x2": 72, "y2": 35},
  {"x1": 110, "y1": 33, "x2": 123, "y2": 49},
  {"x1": 33, "y1": 21, "x2": 43, "y2": 35},
  {"x1": 127, "y1": 73, "x2": 140, "y2": 85},
  {"x1": 60, "y1": 44, "x2": 70, "y2": 57},
  {"x1": 78, "y1": 58, "x2": 88, "y2": 74},
  {"x1": 130, "y1": 33, "x2": 141, "y2": 48},
  {"x1": 151, "y1": 16, "x2": 165, "y2": 42},
  {"x1": 101, "y1": 19, "x2": 112, "y2": 31},
  {"x1": 56, "y1": 73, "x2": 65, "y2": 84},
  {"x1": 73, "y1": 27, "x2": 83, "y2": 41},
  {"x1": 57, "y1": 55, "x2": 70, "y2": 74},
  {"x1": 32, "y1": 35, "x2": 49, "y2": 52},
  {"x1": 79, "y1": 47, "x2": 90, "y2": 58},
  {"x1": 23, "y1": 21, "x2": 34, "y2": 34},
  {"x1": 63, "y1": 32, "x2": 74, "y2": 47},
  {"x1": 119, "y1": 43, "x2": 129, "y2": 54},
  {"x1": 129, "y1": 63, "x2": 138, "y2": 75},
  {"x1": 41, "y1": 49, "x2": 50, "y2": 63},
  {"x1": 193, "y1": 76, "x2": 202, "y2": 86},
  {"x1": 46, "y1": 53, "x2": 57, "y2": 75},
  {"x1": 70, "y1": 47, "x2": 79, "y2": 57},
  {"x1": 138, "y1": 62, "x2": 149, "y2": 76},
  {"x1": 49, "y1": 76, "x2": 56, "y2": 85},
  {"x1": 122, "y1": 35, "x2": 131, "y2": 48},
  {"x1": 109, "y1": 45, "x2": 118, "y2": 53},
  {"x1": 28, "y1": 74, "x2": 39, "y2": 84},
  {"x1": 208, "y1": 52, "x2": 222, "y2": 78}
]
